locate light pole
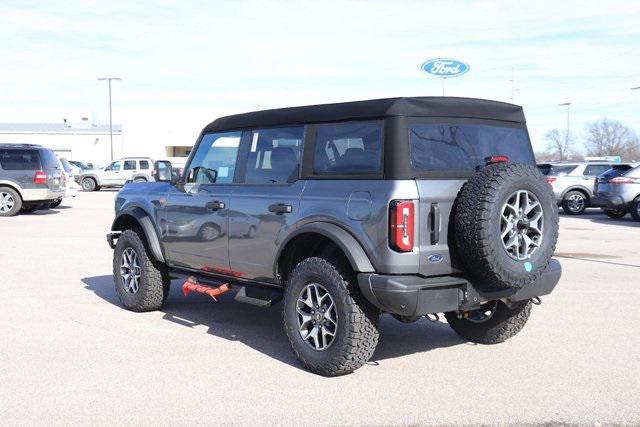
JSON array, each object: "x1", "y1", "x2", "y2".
[
  {"x1": 558, "y1": 102, "x2": 572, "y2": 150},
  {"x1": 98, "y1": 77, "x2": 121, "y2": 161}
]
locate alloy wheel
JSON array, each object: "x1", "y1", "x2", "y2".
[
  {"x1": 296, "y1": 283, "x2": 338, "y2": 351},
  {"x1": 120, "y1": 248, "x2": 141, "y2": 294},
  {"x1": 0, "y1": 192, "x2": 15, "y2": 213},
  {"x1": 500, "y1": 190, "x2": 544, "y2": 260}
]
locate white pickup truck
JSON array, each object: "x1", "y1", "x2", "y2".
[{"x1": 80, "y1": 157, "x2": 155, "y2": 191}]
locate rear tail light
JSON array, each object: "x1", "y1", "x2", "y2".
[
  {"x1": 609, "y1": 177, "x2": 639, "y2": 184},
  {"x1": 546, "y1": 177, "x2": 557, "y2": 184},
  {"x1": 485, "y1": 155, "x2": 509, "y2": 165},
  {"x1": 33, "y1": 171, "x2": 47, "y2": 184},
  {"x1": 389, "y1": 200, "x2": 414, "y2": 252}
]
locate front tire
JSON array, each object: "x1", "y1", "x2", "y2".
[
  {"x1": 48, "y1": 199, "x2": 62, "y2": 209},
  {"x1": 283, "y1": 256, "x2": 379, "y2": 376},
  {"x1": 444, "y1": 300, "x2": 532, "y2": 344},
  {"x1": 113, "y1": 229, "x2": 170, "y2": 312},
  {"x1": 82, "y1": 177, "x2": 97, "y2": 192},
  {"x1": 562, "y1": 190, "x2": 588, "y2": 215},
  {"x1": 603, "y1": 208, "x2": 626, "y2": 219}
]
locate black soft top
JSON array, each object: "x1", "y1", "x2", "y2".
[{"x1": 204, "y1": 96, "x2": 525, "y2": 132}]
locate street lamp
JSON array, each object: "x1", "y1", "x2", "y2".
[
  {"x1": 98, "y1": 77, "x2": 122, "y2": 161},
  {"x1": 558, "y1": 102, "x2": 572, "y2": 147}
]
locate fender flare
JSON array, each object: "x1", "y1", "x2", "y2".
[
  {"x1": 111, "y1": 206, "x2": 165, "y2": 263},
  {"x1": 275, "y1": 222, "x2": 375, "y2": 275}
]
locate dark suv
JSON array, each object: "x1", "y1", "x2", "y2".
[
  {"x1": 0, "y1": 143, "x2": 65, "y2": 216},
  {"x1": 107, "y1": 97, "x2": 561, "y2": 376}
]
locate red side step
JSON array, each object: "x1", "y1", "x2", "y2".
[{"x1": 181, "y1": 277, "x2": 231, "y2": 301}]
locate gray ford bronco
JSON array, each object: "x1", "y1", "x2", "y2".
[{"x1": 107, "y1": 97, "x2": 561, "y2": 376}]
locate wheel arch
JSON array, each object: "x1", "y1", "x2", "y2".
[
  {"x1": 81, "y1": 174, "x2": 101, "y2": 185},
  {"x1": 0, "y1": 181, "x2": 24, "y2": 201},
  {"x1": 275, "y1": 222, "x2": 375, "y2": 285},
  {"x1": 561, "y1": 186, "x2": 591, "y2": 201},
  {"x1": 111, "y1": 206, "x2": 165, "y2": 263}
]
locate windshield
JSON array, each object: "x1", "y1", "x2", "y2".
[
  {"x1": 624, "y1": 165, "x2": 640, "y2": 178},
  {"x1": 409, "y1": 123, "x2": 534, "y2": 173}
]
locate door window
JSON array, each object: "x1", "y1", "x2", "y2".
[
  {"x1": 139, "y1": 160, "x2": 150, "y2": 170},
  {"x1": 105, "y1": 161, "x2": 121, "y2": 171},
  {"x1": 242, "y1": 126, "x2": 304, "y2": 184},
  {"x1": 123, "y1": 160, "x2": 137, "y2": 170},
  {"x1": 186, "y1": 131, "x2": 242, "y2": 184},
  {"x1": 313, "y1": 121, "x2": 382, "y2": 174},
  {"x1": 584, "y1": 164, "x2": 611, "y2": 176}
]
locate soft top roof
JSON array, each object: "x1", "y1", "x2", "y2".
[{"x1": 204, "y1": 96, "x2": 525, "y2": 133}]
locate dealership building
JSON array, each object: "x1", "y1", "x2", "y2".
[{"x1": 0, "y1": 121, "x2": 124, "y2": 166}]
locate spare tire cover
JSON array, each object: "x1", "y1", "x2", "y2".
[{"x1": 453, "y1": 163, "x2": 558, "y2": 290}]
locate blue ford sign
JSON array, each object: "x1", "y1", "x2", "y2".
[{"x1": 421, "y1": 58, "x2": 470, "y2": 78}]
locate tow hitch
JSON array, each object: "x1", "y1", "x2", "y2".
[{"x1": 181, "y1": 277, "x2": 231, "y2": 301}]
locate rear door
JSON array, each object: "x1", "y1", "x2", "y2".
[
  {"x1": 228, "y1": 126, "x2": 305, "y2": 282},
  {"x1": 122, "y1": 160, "x2": 138, "y2": 183},
  {"x1": 39, "y1": 148, "x2": 63, "y2": 191},
  {"x1": 583, "y1": 163, "x2": 612, "y2": 194},
  {"x1": 408, "y1": 120, "x2": 536, "y2": 276}
]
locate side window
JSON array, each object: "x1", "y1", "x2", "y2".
[
  {"x1": 186, "y1": 131, "x2": 242, "y2": 184},
  {"x1": 105, "y1": 161, "x2": 121, "y2": 171},
  {"x1": 123, "y1": 160, "x2": 136, "y2": 170},
  {"x1": 0, "y1": 149, "x2": 41, "y2": 170},
  {"x1": 313, "y1": 121, "x2": 382, "y2": 174},
  {"x1": 584, "y1": 164, "x2": 610, "y2": 176},
  {"x1": 242, "y1": 126, "x2": 304, "y2": 184},
  {"x1": 139, "y1": 160, "x2": 150, "y2": 170}
]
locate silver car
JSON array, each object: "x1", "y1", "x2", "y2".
[
  {"x1": 539, "y1": 162, "x2": 615, "y2": 215},
  {"x1": 592, "y1": 165, "x2": 640, "y2": 220}
]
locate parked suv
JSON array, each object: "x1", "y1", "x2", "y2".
[
  {"x1": 539, "y1": 161, "x2": 615, "y2": 215},
  {"x1": 592, "y1": 165, "x2": 640, "y2": 220},
  {"x1": 107, "y1": 97, "x2": 561, "y2": 376},
  {"x1": 80, "y1": 157, "x2": 154, "y2": 191},
  {"x1": 0, "y1": 143, "x2": 65, "y2": 216}
]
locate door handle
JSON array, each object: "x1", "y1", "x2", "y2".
[
  {"x1": 269, "y1": 203, "x2": 293, "y2": 214},
  {"x1": 430, "y1": 203, "x2": 440, "y2": 245},
  {"x1": 205, "y1": 201, "x2": 226, "y2": 211}
]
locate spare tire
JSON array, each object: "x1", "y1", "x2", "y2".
[{"x1": 453, "y1": 163, "x2": 558, "y2": 290}]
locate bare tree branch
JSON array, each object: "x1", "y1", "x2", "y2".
[{"x1": 586, "y1": 119, "x2": 640, "y2": 161}]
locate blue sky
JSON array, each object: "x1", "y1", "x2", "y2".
[{"x1": 1, "y1": 0, "x2": 639, "y2": 153}]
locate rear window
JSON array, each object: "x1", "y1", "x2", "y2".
[
  {"x1": 139, "y1": 160, "x2": 150, "y2": 170},
  {"x1": 0, "y1": 149, "x2": 41, "y2": 170},
  {"x1": 123, "y1": 160, "x2": 137, "y2": 170},
  {"x1": 40, "y1": 149, "x2": 61, "y2": 169},
  {"x1": 546, "y1": 164, "x2": 579, "y2": 176},
  {"x1": 313, "y1": 121, "x2": 382, "y2": 174},
  {"x1": 409, "y1": 124, "x2": 534, "y2": 173},
  {"x1": 60, "y1": 158, "x2": 73, "y2": 173}
]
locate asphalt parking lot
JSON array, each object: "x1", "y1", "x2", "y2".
[{"x1": 1, "y1": 191, "x2": 639, "y2": 425}]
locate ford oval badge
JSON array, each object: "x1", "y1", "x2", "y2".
[
  {"x1": 421, "y1": 58, "x2": 470, "y2": 78},
  {"x1": 427, "y1": 254, "x2": 444, "y2": 263}
]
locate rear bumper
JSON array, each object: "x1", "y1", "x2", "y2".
[
  {"x1": 591, "y1": 193, "x2": 625, "y2": 209},
  {"x1": 357, "y1": 259, "x2": 562, "y2": 317},
  {"x1": 21, "y1": 187, "x2": 65, "y2": 202}
]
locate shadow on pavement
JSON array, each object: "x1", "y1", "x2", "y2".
[{"x1": 82, "y1": 275, "x2": 466, "y2": 372}]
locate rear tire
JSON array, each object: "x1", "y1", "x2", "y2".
[
  {"x1": 603, "y1": 208, "x2": 626, "y2": 219},
  {"x1": 0, "y1": 186, "x2": 22, "y2": 217},
  {"x1": 49, "y1": 199, "x2": 62, "y2": 209},
  {"x1": 444, "y1": 300, "x2": 532, "y2": 344},
  {"x1": 562, "y1": 190, "x2": 588, "y2": 215},
  {"x1": 283, "y1": 256, "x2": 379, "y2": 376},
  {"x1": 113, "y1": 228, "x2": 170, "y2": 312},
  {"x1": 82, "y1": 177, "x2": 97, "y2": 192},
  {"x1": 630, "y1": 198, "x2": 640, "y2": 222}
]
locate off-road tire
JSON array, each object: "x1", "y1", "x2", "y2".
[
  {"x1": 0, "y1": 186, "x2": 22, "y2": 217},
  {"x1": 113, "y1": 228, "x2": 170, "y2": 312},
  {"x1": 561, "y1": 190, "x2": 588, "y2": 215},
  {"x1": 444, "y1": 300, "x2": 532, "y2": 344},
  {"x1": 82, "y1": 177, "x2": 97, "y2": 192},
  {"x1": 630, "y1": 197, "x2": 640, "y2": 222},
  {"x1": 283, "y1": 256, "x2": 380, "y2": 376},
  {"x1": 453, "y1": 163, "x2": 559, "y2": 291},
  {"x1": 603, "y1": 208, "x2": 626, "y2": 219}
]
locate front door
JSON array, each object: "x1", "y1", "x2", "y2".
[
  {"x1": 101, "y1": 161, "x2": 122, "y2": 185},
  {"x1": 228, "y1": 126, "x2": 305, "y2": 282},
  {"x1": 162, "y1": 131, "x2": 242, "y2": 273}
]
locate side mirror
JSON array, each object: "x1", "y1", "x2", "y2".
[{"x1": 154, "y1": 160, "x2": 176, "y2": 183}]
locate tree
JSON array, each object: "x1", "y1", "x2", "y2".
[
  {"x1": 585, "y1": 119, "x2": 640, "y2": 161},
  {"x1": 544, "y1": 128, "x2": 574, "y2": 161}
]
